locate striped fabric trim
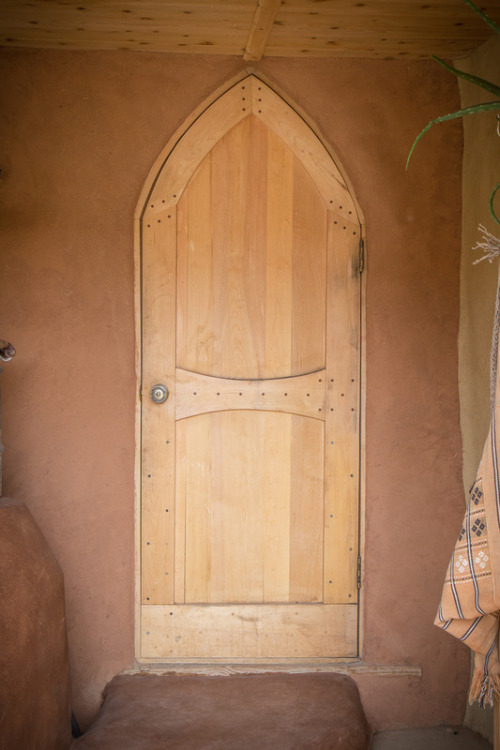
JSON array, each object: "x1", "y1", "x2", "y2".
[
  {"x1": 460, "y1": 617, "x2": 482, "y2": 641},
  {"x1": 465, "y1": 500, "x2": 486, "y2": 616},
  {"x1": 485, "y1": 632, "x2": 496, "y2": 670},
  {"x1": 437, "y1": 604, "x2": 453, "y2": 631},
  {"x1": 449, "y1": 549, "x2": 464, "y2": 619}
]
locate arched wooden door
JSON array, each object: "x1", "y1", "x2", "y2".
[{"x1": 138, "y1": 75, "x2": 362, "y2": 662}]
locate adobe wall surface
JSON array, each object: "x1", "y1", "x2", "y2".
[{"x1": 0, "y1": 49, "x2": 466, "y2": 731}]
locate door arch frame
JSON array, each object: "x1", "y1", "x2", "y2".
[{"x1": 133, "y1": 70, "x2": 366, "y2": 666}]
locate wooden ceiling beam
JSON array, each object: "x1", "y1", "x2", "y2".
[{"x1": 243, "y1": 0, "x2": 282, "y2": 62}]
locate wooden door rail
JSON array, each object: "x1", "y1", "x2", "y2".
[{"x1": 175, "y1": 368, "x2": 326, "y2": 420}]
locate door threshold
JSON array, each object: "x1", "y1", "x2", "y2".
[{"x1": 127, "y1": 660, "x2": 422, "y2": 678}]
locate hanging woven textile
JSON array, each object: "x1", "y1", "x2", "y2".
[{"x1": 436, "y1": 255, "x2": 500, "y2": 707}]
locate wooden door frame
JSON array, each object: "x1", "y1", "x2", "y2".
[{"x1": 133, "y1": 70, "x2": 366, "y2": 668}]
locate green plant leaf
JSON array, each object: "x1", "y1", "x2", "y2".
[
  {"x1": 406, "y1": 101, "x2": 500, "y2": 169},
  {"x1": 462, "y1": 0, "x2": 500, "y2": 35},
  {"x1": 432, "y1": 56, "x2": 500, "y2": 98},
  {"x1": 490, "y1": 183, "x2": 500, "y2": 225}
]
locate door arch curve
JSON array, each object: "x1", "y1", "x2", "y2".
[{"x1": 136, "y1": 74, "x2": 364, "y2": 662}]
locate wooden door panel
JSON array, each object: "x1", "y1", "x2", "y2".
[
  {"x1": 177, "y1": 411, "x2": 324, "y2": 605},
  {"x1": 139, "y1": 75, "x2": 362, "y2": 661},
  {"x1": 176, "y1": 116, "x2": 327, "y2": 380},
  {"x1": 183, "y1": 411, "x2": 292, "y2": 605}
]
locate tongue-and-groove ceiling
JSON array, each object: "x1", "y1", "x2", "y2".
[{"x1": 0, "y1": 0, "x2": 499, "y2": 60}]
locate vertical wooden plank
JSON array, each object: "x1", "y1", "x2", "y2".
[
  {"x1": 207, "y1": 411, "x2": 227, "y2": 602},
  {"x1": 265, "y1": 127, "x2": 293, "y2": 378},
  {"x1": 184, "y1": 414, "x2": 214, "y2": 603},
  {"x1": 291, "y1": 158, "x2": 327, "y2": 375},
  {"x1": 262, "y1": 411, "x2": 291, "y2": 602},
  {"x1": 176, "y1": 195, "x2": 188, "y2": 374},
  {"x1": 174, "y1": 419, "x2": 186, "y2": 604},
  {"x1": 177, "y1": 154, "x2": 214, "y2": 375},
  {"x1": 141, "y1": 208, "x2": 177, "y2": 604},
  {"x1": 324, "y1": 216, "x2": 361, "y2": 604},
  {"x1": 289, "y1": 415, "x2": 324, "y2": 602},
  {"x1": 243, "y1": 117, "x2": 268, "y2": 378},
  {"x1": 211, "y1": 118, "x2": 259, "y2": 379},
  {"x1": 219, "y1": 411, "x2": 264, "y2": 602},
  {"x1": 175, "y1": 162, "x2": 215, "y2": 603}
]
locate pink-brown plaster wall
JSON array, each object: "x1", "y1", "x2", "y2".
[{"x1": 0, "y1": 50, "x2": 467, "y2": 731}]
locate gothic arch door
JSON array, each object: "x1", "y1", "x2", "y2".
[{"x1": 138, "y1": 75, "x2": 362, "y2": 662}]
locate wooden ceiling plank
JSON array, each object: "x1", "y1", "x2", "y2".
[
  {"x1": 0, "y1": 0, "x2": 253, "y2": 54},
  {"x1": 243, "y1": 0, "x2": 283, "y2": 62},
  {"x1": 274, "y1": 0, "x2": 500, "y2": 29},
  {"x1": 263, "y1": 39, "x2": 481, "y2": 59},
  {"x1": 0, "y1": 0, "x2": 498, "y2": 59}
]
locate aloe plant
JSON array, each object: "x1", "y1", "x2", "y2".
[{"x1": 406, "y1": 0, "x2": 500, "y2": 225}]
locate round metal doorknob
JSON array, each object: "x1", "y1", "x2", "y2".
[{"x1": 150, "y1": 384, "x2": 169, "y2": 404}]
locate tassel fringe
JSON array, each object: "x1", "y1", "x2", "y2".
[
  {"x1": 473, "y1": 224, "x2": 500, "y2": 265},
  {"x1": 469, "y1": 666, "x2": 500, "y2": 708}
]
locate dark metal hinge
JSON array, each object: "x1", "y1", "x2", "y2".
[
  {"x1": 358, "y1": 238, "x2": 365, "y2": 274},
  {"x1": 357, "y1": 555, "x2": 362, "y2": 589}
]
